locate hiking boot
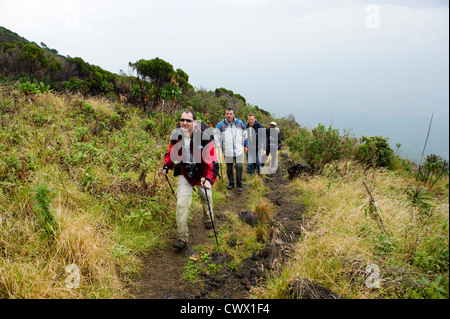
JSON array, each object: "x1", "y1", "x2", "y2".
[
  {"x1": 205, "y1": 221, "x2": 214, "y2": 229},
  {"x1": 227, "y1": 184, "x2": 234, "y2": 190},
  {"x1": 173, "y1": 239, "x2": 187, "y2": 249},
  {"x1": 237, "y1": 187, "x2": 244, "y2": 192}
]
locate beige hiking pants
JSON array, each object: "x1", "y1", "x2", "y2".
[{"x1": 176, "y1": 175, "x2": 214, "y2": 242}]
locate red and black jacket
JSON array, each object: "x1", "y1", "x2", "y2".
[{"x1": 163, "y1": 122, "x2": 219, "y2": 186}]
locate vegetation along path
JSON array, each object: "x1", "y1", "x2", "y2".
[{"x1": 134, "y1": 156, "x2": 312, "y2": 299}]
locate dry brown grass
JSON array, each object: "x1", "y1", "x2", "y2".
[
  {"x1": 0, "y1": 87, "x2": 160, "y2": 298},
  {"x1": 253, "y1": 164, "x2": 449, "y2": 299},
  {"x1": 253, "y1": 197, "x2": 275, "y2": 243},
  {"x1": 0, "y1": 200, "x2": 127, "y2": 298}
]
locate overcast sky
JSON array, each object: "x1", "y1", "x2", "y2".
[{"x1": 1, "y1": 0, "x2": 448, "y2": 119}]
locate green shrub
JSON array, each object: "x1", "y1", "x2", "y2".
[
  {"x1": 143, "y1": 118, "x2": 157, "y2": 132},
  {"x1": 35, "y1": 81, "x2": 52, "y2": 94},
  {"x1": 161, "y1": 83, "x2": 182, "y2": 100},
  {"x1": 184, "y1": 90, "x2": 225, "y2": 125},
  {"x1": 17, "y1": 81, "x2": 40, "y2": 95},
  {"x1": 62, "y1": 77, "x2": 84, "y2": 92},
  {"x1": 16, "y1": 81, "x2": 53, "y2": 96},
  {"x1": 391, "y1": 156, "x2": 414, "y2": 173},
  {"x1": 286, "y1": 123, "x2": 353, "y2": 170},
  {"x1": 356, "y1": 136, "x2": 394, "y2": 169}
]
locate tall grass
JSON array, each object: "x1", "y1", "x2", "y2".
[
  {"x1": 253, "y1": 163, "x2": 449, "y2": 299},
  {"x1": 0, "y1": 85, "x2": 174, "y2": 298}
]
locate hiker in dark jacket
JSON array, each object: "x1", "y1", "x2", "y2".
[
  {"x1": 245, "y1": 113, "x2": 265, "y2": 175},
  {"x1": 265, "y1": 122, "x2": 282, "y2": 172},
  {"x1": 160, "y1": 109, "x2": 219, "y2": 249}
]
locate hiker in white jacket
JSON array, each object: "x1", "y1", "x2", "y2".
[{"x1": 214, "y1": 107, "x2": 248, "y2": 191}]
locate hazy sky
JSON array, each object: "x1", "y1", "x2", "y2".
[{"x1": 1, "y1": 0, "x2": 449, "y2": 119}]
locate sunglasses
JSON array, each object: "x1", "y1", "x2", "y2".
[{"x1": 180, "y1": 118, "x2": 194, "y2": 123}]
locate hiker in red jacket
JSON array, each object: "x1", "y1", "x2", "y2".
[{"x1": 160, "y1": 109, "x2": 219, "y2": 249}]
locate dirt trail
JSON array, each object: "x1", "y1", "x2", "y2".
[{"x1": 133, "y1": 157, "x2": 305, "y2": 299}]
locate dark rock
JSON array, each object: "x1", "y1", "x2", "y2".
[
  {"x1": 216, "y1": 213, "x2": 228, "y2": 221},
  {"x1": 287, "y1": 162, "x2": 312, "y2": 179},
  {"x1": 184, "y1": 249, "x2": 198, "y2": 257},
  {"x1": 239, "y1": 211, "x2": 259, "y2": 227},
  {"x1": 209, "y1": 251, "x2": 234, "y2": 264},
  {"x1": 256, "y1": 247, "x2": 271, "y2": 259},
  {"x1": 287, "y1": 277, "x2": 343, "y2": 299},
  {"x1": 227, "y1": 237, "x2": 243, "y2": 248},
  {"x1": 227, "y1": 238, "x2": 237, "y2": 248}
]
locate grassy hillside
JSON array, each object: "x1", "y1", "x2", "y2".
[
  {"x1": 0, "y1": 84, "x2": 174, "y2": 298},
  {"x1": 1, "y1": 82, "x2": 448, "y2": 299}
]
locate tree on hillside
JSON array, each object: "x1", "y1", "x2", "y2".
[
  {"x1": 175, "y1": 68, "x2": 193, "y2": 92},
  {"x1": 62, "y1": 57, "x2": 118, "y2": 94},
  {"x1": 0, "y1": 26, "x2": 30, "y2": 45},
  {"x1": 356, "y1": 136, "x2": 394, "y2": 169},
  {"x1": 214, "y1": 87, "x2": 246, "y2": 114},
  {"x1": 19, "y1": 44, "x2": 48, "y2": 77},
  {"x1": 129, "y1": 57, "x2": 175, "y2": 108}
]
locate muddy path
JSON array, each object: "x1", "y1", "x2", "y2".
[{"x1": 133, "y1": 156, "x2": 306, "y2": 299}]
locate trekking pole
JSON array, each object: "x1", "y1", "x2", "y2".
[
  {"x1": 216, "y1": 145, "x2": 223, "y2": 182},
  {"x1": 164, "y1": 174, "x2": 177, "y2": 201},
  {"x1": 201, "y1": 178, "x2": 219, "y2": 249}
]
